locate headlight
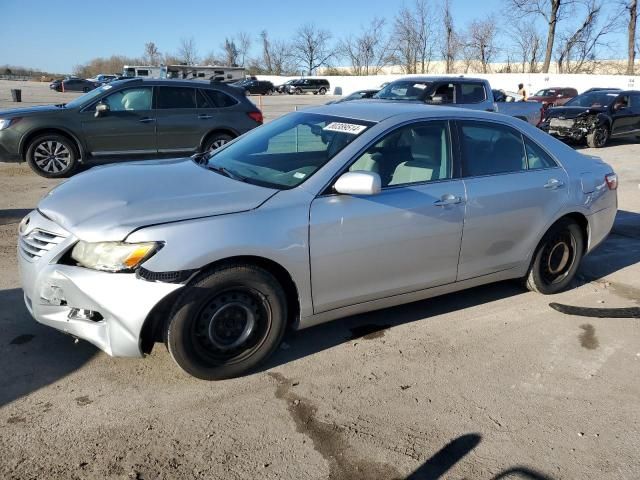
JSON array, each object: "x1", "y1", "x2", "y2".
[{"x1": 71, "y1": 241, "x2": 162, "y2": 272}]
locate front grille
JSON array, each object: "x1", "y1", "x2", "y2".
[{"x1": 19, "y1": 228, "x2": 67, "y2": 261}]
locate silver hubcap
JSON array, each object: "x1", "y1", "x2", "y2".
[
  {"x1": 33, "y1": 140, "x2": 71, "y2": 173},
  {"x1": 210, "y1": 139, "x2": 227, "y2": 150},
  {"x1": 207, "y1": 302, "x2": 256, "y2": 351},
  {"x1": 547, "y1": 242, "x2": 571, "y2": 275}
]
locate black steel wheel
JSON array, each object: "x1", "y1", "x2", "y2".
[
  {"x1": 525, "y1": 219, "x2": 584, "y2": 294},
  {"x1": 167, "y1": 265, "x2": 287, "y2": 380}
]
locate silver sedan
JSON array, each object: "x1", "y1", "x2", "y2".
[{"x1": 18, "y1": 102, "x2": 618, "y2": 380}]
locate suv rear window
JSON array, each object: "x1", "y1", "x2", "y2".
[
  {"x1": 459, "y1": 83, "x2": 486, "y2": 103},
  {"x1": 157, "y1": 87, "x2": 196, "y2": 109}
]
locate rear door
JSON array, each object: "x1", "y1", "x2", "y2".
[
  {"x1": 456, "y1": 119, "x2": 569, "y2": 280},
  {"x1": 155, "y1": 86, "x2": 201, "y2": 154},
  {"x1": 81, "y1": 86, "x2": 156, "y2": 156},
  {"x1": 630, "y1": 93, "x2": 640, "y2": 134},
  {"x1": 195, "y1": 88, "x2": 241, "y2": 142}
]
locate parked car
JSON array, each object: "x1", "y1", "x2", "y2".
[
  {"x1": 0, "y1": 78, "x2": 263, "y2": 177},
  {"x1": 583, "y1": 87, "x2": 622, "y2": 94},
  {"x1": 239, "y1": 79, "x2": 275, "y2": 95},
  {"x1": 49, "y1": 78, "x2": 99, "y2": 93},
  {"x1": 274, "y1": 79, "x2": 296, "y2": 94},
  {"x1": 288, "y1": 78, "x2": 330, "y2": 95},
  {"x1": 528, "y1": 87, "x2": 578, "y2": 107},
  {"x1": 17, "y1": 102, "x2": 617, "y2": 380},
  {"x1": 375, "y1": 77, "x2": 543, "y2": 125},
  {"x1": 91, "y1": 74, "x2": 118, "y2": 85},
  {"x1": 328, "y1": 89, "x2": 380, "y2": 104},
  {"x1": 539, "y1": 89, "x2": 640, "y2": 148}
]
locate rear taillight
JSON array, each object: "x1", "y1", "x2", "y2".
[
  {"x1": 605, "y1": 173, "x2": 618, "y2": 190},
  {"x1": 248, "y1": 111, "x2": 263, "y2": 124}
]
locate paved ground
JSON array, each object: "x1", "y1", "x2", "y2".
[{"x1": 1, "y1": 81, "x2": 639, "y2": 480}]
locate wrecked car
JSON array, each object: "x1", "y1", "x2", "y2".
[{"x1": 540, "y1": 89, "x2": 640, "y2": 148}]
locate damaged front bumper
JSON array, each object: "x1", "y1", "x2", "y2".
[{"x1": 540, "y1": 117, "x2": 595, "y2": 140}]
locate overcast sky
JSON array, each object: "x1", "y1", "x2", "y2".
[{"x1": 0, "y1": 0, "x2": 629, "y2": 73}]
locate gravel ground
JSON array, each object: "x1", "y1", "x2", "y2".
[{"x1": 0, "y1": 81, "x2": 639, "y2": 480}]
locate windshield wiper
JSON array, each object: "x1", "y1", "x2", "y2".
[{"x1": 207, "y1": 164, "x2": 247, "y2": 182}]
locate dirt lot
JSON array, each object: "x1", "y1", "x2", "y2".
[{"x1": 1, "y1": 81, "x2": 639, "y2": 480}]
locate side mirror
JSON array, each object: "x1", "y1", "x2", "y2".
[
  {"x1": 95, "y1": 102, "x2": 109, "y2": 117},
  {"x1": 334, "y1": 171, "x2": 381, "y2": 196}
]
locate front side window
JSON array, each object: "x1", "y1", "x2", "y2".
[
  {"x1": 157, "y1": 87, "x2": 196, "y2": 109},
  {"x1": 429, "y1": 84, "x2": 454, "y2": 104},
  {"x1": 204, "y1": 112, "x2": 372, "y2": 189},
  {"x1": 349, "y1": 121, "x2": 451, "y2": 187},
  {"x1": 460, "y1": 121, "x2": 526, "y2": 177},
  {"x1": 103, "y1": 87, "x2": 153, "y2": 111}
]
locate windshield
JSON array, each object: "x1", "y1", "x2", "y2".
[
  {"x1": 64, "y1": 84, "x2": 115, "y2": 109},
  {"x1": 203, "y1": 112, "x2": 373, "y2": 189},
  {"x1": 565, "y1": 92, "x2": 617, "y2": 108},
  {"x1": 374, "y1": 81, "x2": 432, "y2": 100},
  {"x1": 534, "y1": 89, "x2": 558, "y2": 96}
]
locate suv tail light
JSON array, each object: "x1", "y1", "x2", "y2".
[
  {"x1": 248, "y1": 111, "x2": 263, "y2": 124},
  {"x1": 605, "y1": 173, "x2": 618, "y2": 190}
]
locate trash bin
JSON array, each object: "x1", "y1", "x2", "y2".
[{"x1": 11, "y1": 89, "x2": 22, "y2": 102}]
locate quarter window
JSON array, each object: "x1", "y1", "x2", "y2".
[
  {"x1": 200, "y1": 89, "x2": 237, "y2": 108},
  {"x1": 459, "y1": 121, "x2": 526, "y2": 176},
  {"x1": 524, "y1": 138, "x2": 557, "y2": 169},
  {"x1": 349, "y1": 121, "x2": 451, "y2": 187},
  {"x1": 103, "y1": 87, "x2": 152, "y2": 111},
  {"x1": 157, "y1": 87, "x2": 196, "y2": 109}
]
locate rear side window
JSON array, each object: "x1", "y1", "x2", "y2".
[
  {"x1": 524, "y1": 138, "x2": 557, "y2": 169},
  {"x1": 459, "y1": 83, "x2": 486, "y2": 104},
  {"x1": 630, "y1": 93, "x2": 640, "y2": 107},
  {"x1": 200, "y1": 89, "x2": 238, "y2": 108},
  {"x1": 459, "y1": 121, "x2": 526, "y2": 176},
  {"x1": 157, "y1": 87, "x2": 196, "y2": 109}
]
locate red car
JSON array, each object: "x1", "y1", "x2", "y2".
[{"x1": 528, "y1": 87, "x2": 578, "y2": 107}]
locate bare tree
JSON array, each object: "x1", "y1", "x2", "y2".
[
  {"x1": 143, "y1": 42, "x2": 161, "y2": 65},
  {"x1": 392, "y1": 0, "x2": 437, "y2": 74},
  {"x1": 555, "y1": 0, "x2": 617, "y2": 73},
  {"x1": 221, "y1": 38, "x2": 239, "y2": 66},
  {"x1": 338, "y1": 18, "x2": 392, "y2": 75},
  {"x1": 292, "y1": 23, "x2": 333, "y2": 74},
  {"x1": 622, "y1": 0, "x2": 637, "y2": 74},
  {"x1": 441, "y1": 0, "x2": 459, "y2": 73},
  {"x1": 507, "y1": 0, "x2": 579, "y2": 73},
  {"x1": 236, "y1": 32, "x2": 252, "y2": 67},
  {"x1": 509, "y1": 21, "x2": 543, "y2": 72},
  {"x1": 260, "y1": 30, "x2": 273, "y2": 73},
  {"x1": 177, "y1": 37, "x2": 199, "y2": 65},
  {"x1": 271, "y1": 39, "x2": 295, "y2": 75},
  {"x1": 465, "y1": 15, "x2": 500, "y2": 73}
]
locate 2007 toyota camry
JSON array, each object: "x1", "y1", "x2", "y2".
[{"x1": 18, "y1": 102, "x2": 617, "y2": 380}]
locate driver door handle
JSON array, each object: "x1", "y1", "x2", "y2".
[
  {"x1": 198, "y1": 114, "x2": 213, "y2": 120},
  {"x1": 139, "y1": 117, "x2": 155, "y2": 123},
  {"x1": 434, "y1": 194, "x2": 463, "y2": 206},
  {"x1": 544, "y1": 178, "x2": 565, "y2": 190}
]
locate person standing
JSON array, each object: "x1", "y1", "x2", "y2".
[{"x1": 517, "y1": 83, "x2": 528, "y2": 101}]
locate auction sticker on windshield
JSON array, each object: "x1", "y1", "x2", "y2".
[{"x1": 323, "y1": 122, "x2": 367, "y2": 135}]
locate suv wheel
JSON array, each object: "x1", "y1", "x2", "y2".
[
  {"x1": 319, "y1": 87, "x2": 327, "y2": 95},
  {"x1": 586, "y1": 125, "x2": 609, "y2": 148},
  {"x1": 166, "y1": 265, "x2": 288, "y2": 380},
  {"x1": 204, "y1": 133, "x2": 233, "y2": 152},
  {"x1": 295, "y1": 87, "x2": 302, "y2": 95},
  {"x1": 26, "y1": 134, "x2": 78, "y2": 178}
]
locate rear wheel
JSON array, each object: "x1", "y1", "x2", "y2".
[
  {"x1": 525, "y1": 219, "x2": 584, "y2": 294},
  {"x1": 586, "y1": 125, "x2": 609, "y2": 148},
  {"x1": 26, "y1": 134, "x2": 78, "y2": 178},
  {"x1": 295, "y1": 87, "x2": 302, "y2": 95},
  {"x1": 203, "y1": 132, "x2": 233, "y2": 153},
  {"x1": 166, "y1": 265, "x2": 288, "y2": 380},
  {"x1": 319, "y1": 87, "x2": 327, "y2": 95}
]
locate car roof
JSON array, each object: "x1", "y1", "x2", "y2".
[
  {"x1": 303, "y1": 99, "x2": 498, "y2": 123},
  {"x1": 108, "y1": 78, "x2": 241, "y2": 90},
  {"x1": 390, "y1": 76, "x2": 488, "y2": 83}
]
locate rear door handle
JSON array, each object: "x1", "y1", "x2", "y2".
[
  {"x1": 434, "y1": 194, "x2": 462, "y2": 206},
  {"x1": 544, "y1": 178, "x2": 565, "y2": 189},
  {"x1": 198, "y1": 114, "x2": 213, "y2": 120},
  {"x1": 139, "y1": 117, "x2": 155, "y2": 123}
]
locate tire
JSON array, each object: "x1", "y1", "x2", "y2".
[
  {"x1": 295, "y1": 87, "x2": 302, "y2": 95},
  {"x1": 319, "y1": 87, "x2": 327, "y2": 95},
  {"x1": 26, "y1": 134, "x2": 78, "y2": 178},
  {"x1": 586, "y1": 125, "x2": 609, "y2": 148},
  {"x1": 166, "y1": 264, "x2": 288, "y2": 380},
  {"x1": 203, "y1": 132, "x2": 233, "y2": 152},
  {"x1": 267, "y1": 89, "x2": 274, "y2": 95},
  {"x1": 525, "y1": 219, "x2": 584, "y2": 295},
  {"x1": 82, "y1": 87, "x2": 90, "y2": 93}
]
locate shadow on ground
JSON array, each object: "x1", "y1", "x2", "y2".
[
  {"x1": 0, "y1": 208, "x2": 31, "y2": 226},
  {"x1": 0, "y1": 288, "x2": 96, "y2": 408}
]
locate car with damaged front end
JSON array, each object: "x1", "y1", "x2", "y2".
[
  {"x1": 18, "y1": 103, "x2": 618, "y2": 380},
  {"x1": 540, "y1": 89, "x2": 640, "y2": 148}
]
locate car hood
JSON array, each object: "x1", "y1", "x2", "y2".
[
  {"x1": 0, "y1": 104, "x2": 66, "y2": 117},
  {"x1": 38, "y1": 158, "x2": 279, "y2": 242},
  {"x1": 544, "y1": 106, "x2": 607, "y2": 120}
]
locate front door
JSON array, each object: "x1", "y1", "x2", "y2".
[
  {"x1": 81, "y1": 86, "x2": 156, "y2": 156},
  {"x1": 455, "y1": 120, "x2": 569, "y2": 280},
  {"x1": 309, "y1": 120, "x2": 465, "y2": 313},
  {"x1": 610, "y1": 94, "x2": 633, "y2": 137}
]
